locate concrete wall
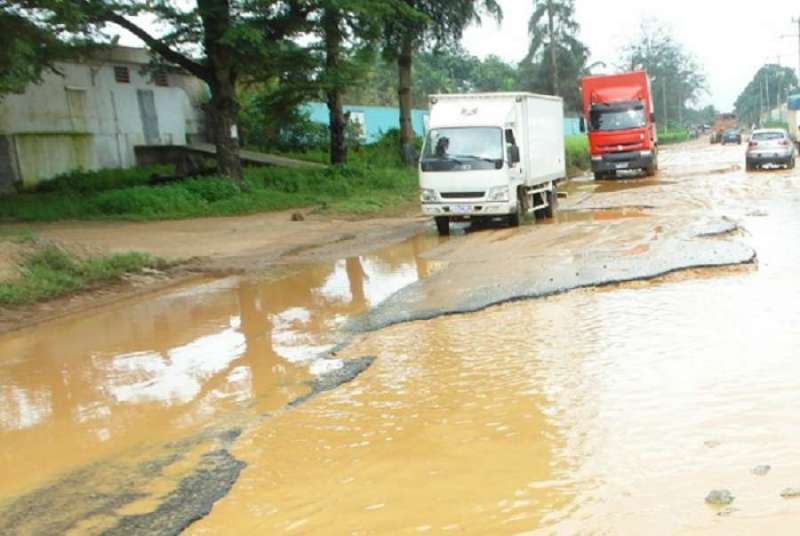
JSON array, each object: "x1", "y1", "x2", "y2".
[{"x1": 0, "y1": 47, "x2": 207, "y2": 188}]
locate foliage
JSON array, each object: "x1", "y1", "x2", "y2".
[
  {"x1": 522, "y1": 0, "x2": 590, "y2": 109},
  {"x1": 0, "y1": 140, "x2": 419, "y2": 222},
  {"x1": 34, "y1": 165, "x2": 172, "y2": 194},
  {"x1": 619, "y1": 20, "x2": 706, "y2": 129},
  {"x1": 239, "y1": 94, "x2": 328, "y2": 151},
  {"x1": 0, "y1": 243, "x2": 166, "y2": 306},
  {"x1": 564, "y1": 134, "x2": 589, "y2": 175},
  {"x1": 659, "y1": 129, "x2": 689, "y2": 144},
  {"x1": 734, "y1": 64, "x2": 798, "y2": 126}
]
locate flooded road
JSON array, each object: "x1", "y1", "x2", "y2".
[{"x1": 3, "y1": 141, "x2": 800, "y2": 534}]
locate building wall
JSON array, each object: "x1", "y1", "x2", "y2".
[
  {"x1": 304, "y1": 102, "x2": 584, "y2": 142},
  {"x1": 303, "y1": 102, "x2": 429, "y2": 143},
  {"x1": 0, "y1": 48, "x2": 207, "y2": 188}
]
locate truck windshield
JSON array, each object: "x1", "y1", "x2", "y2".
[
  {"x1": 589, "y1": 103, "x2": 646, "y2": 132},
  {"x1": 421, "y1": 127, "x2": 503, "y2": 172}
]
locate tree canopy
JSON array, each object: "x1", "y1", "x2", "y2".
[{"x1": 734, "y1": 64, "x2": 799, "y2": 126}]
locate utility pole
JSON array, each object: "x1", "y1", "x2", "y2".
[
  {"x1": 662, "y1": 77, "x2": 668, "y2": 132},
  {"x1": 794, "y1": 17, "x2": 800, "y2": 81}
]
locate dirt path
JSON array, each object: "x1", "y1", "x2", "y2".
[{"x1": 0, "y1": 209, "x2": 426, "y2": 334}]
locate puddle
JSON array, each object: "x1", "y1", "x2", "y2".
[
  {"x1": 190, "y1": 198, "x2": 800, "y2": 536},
  {"x1": 556, "y1": 206, "x2": 650, "y2": 223},
  {"x1": 0, "y1": 234, "x2": 442, "y2": 507}
]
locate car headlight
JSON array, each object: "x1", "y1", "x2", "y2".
[
  {"x1": 420, "y1": 188, "x2": 437, "y2": 202},
  {"x1": 487, "y1": 185, "x2": 509, "y2": 202}
]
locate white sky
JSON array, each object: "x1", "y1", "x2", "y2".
[{"x1": 462, "y1": 0, "x2": 800, "y2": 111}]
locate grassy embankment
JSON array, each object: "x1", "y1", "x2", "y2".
[{"x1": 0, "y1": 234, "x2": 168, "y2": 306}]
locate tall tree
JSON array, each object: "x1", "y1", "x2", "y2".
[
  {"x1": 619, "y1": 20, "x2": 706, "y2": 129},
  {"x1": 11, "y1": 0, "x2": 311, "y2": 182},
  {"x1": 734, "y1": 64, "x2": 798, "y2": 126},
  {"x1": 525, "y1": 0, "x2": 585, "y2": 99},
  {"x1": 384, "y1": 0, "x2": 502, "y2": 164}
]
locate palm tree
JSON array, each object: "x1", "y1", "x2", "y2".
[{"x1": 525, "y1": 0, "x2": 583, "y2": 97}]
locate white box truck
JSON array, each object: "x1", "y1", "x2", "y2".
[{"x1": 419, "y1": 92, "x2": 566, "y2": 235}]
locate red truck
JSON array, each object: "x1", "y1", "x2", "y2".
[{"x1": 580, "y1": 71, "x2": 658, "y2": 180}]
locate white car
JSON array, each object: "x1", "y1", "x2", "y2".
[{"x1": 746, "y1": 129, "x2": 796, "y2": 170}]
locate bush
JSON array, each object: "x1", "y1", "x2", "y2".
[
  {"x1": 0, "y1": 244, "x2": 165, "y2": 306},
  {"x1": 34, "y1": 165, "x2": 172, "y2": 194},
  {"x1": 565, "y1": 135, "x2": 590, "y2": 175},
  {"x1": 659, "y1": 129, "x2": 690, "y2": 144}
]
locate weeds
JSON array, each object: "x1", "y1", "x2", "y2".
[{"x1": 0, "y1": 244, "x2": 168, "y2": 306}]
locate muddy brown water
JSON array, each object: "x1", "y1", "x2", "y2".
[{"x1": 3, "y1": 142, "x2": 800, "y2": 534}]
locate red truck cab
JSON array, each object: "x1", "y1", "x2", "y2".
[{"x1": 580, "y1": 71, "x2": 658, "y2": 179}]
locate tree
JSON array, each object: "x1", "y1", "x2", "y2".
[
  {"x1": 734, "y1": 64, "x2": 798, "y2": 126},
  {"x1": 11, "y1": 0, "x2": 311, "y2": 182},
  {"x1": 525, "y1": 0, "x2": 585, "y2": 99},
  {"x1": 619, "y1": 20, "x2": 706, "y2": 130},
  {"x1": 0, "y1": 4, "x2": 89, "y2": 97},
  {"x1": 384, "y1": 0, "x2": 502, "y2": 164},
  {"x1": 314, "y1": 0, "x2": 405, "y2": 165}
]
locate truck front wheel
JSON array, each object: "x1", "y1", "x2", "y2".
[
  {"x1": 435, "y1": 216, "x2": 450, "y2": 236},
  {"x1": 508, "y1": 188, "x2": 527, "y2": 227}
]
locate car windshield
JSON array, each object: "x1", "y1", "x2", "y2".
[
  {"x1": 752, "y1": 131, "x2": 785, "y2": 141},
  {"x1": 421, "y1": 127, "x2": 504, "y2": 172},
  {"x1": 589, "y1": 102, "x2": 647, "y2": 132},
  {"x1": 724, "y1": 129, "x2": 738, "y2": 135}
]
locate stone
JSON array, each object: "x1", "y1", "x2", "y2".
[
  {"x1": 705, "y1": 489, "x2": 734, "y2": 506},
  {"x1": 781, "y1": 488, "x2": 800, "y2": 498},
  {"x1": 291, "y1": 212, "x2": 305, "y2": 222},
  {"x1": 752, "y1": 465, "x2": 770, "y2": 476}
]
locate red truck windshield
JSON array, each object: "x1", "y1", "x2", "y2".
[{"x1": 589, "y1": 103, "x2": 646, "y2": 132}]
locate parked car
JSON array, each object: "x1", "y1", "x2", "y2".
[
  {"x1": 746, "y1": 129, "x2": 796, "y2": 170},
  {"x1": 721, "y1": 128, "x2": 742, "y2": 145}
]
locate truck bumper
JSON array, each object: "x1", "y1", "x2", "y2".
[
  {"x1": 591, "y1": 151, "x2": 655, "y2": 173},
  {"x1": 421, "y1": 201, "x2": 516, "y2": 218}
]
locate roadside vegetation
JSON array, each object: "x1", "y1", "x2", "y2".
[
  {"x1": 0, "y1": 133, "x2": 418, "y2": 222},
  {"x1": 0, "y1": 241, "x2": 168, "y2": 306},
  {"x1": 659, "y1": 129, "x2": 691, "y2": 144}
]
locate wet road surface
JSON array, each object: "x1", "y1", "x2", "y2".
[{"x1": 3, "y1": 141, "x2": 800, "y2": 534}]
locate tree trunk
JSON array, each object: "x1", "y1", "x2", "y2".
[
  {"x1": 323, "y1": 7, "x2": 347, "y2": 165},
  {"x1": 547, "y1": 0, "x2": 559, "y2": 97},
  {"x1": 198, "y1": 0, "x2": 243, "y2": 182},
  {"x1": 398, "y1": 33, "x2": 416, "y2": 165}
]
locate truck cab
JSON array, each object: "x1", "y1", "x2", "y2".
[
  {"x1": 419, "y1": 93, "x2": 565, "y2": 235},
  {"x1": 580, "y1": 71, "x2": 658, "y2": 180}
]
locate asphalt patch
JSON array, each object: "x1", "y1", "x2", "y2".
[{"x1": 348, "y1": 217, "x2": 756, "y2": 332}]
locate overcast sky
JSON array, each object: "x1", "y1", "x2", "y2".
[{"x1": 462, "y1": 0, "x2": 800, "y2": 111}]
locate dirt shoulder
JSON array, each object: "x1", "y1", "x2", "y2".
[{"x1": 0, "y1": 208, "x2": 428, "y2": 335}]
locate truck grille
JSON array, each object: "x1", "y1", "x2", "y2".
[
  {"x1": 440, "y1": 192, "x2": 485, "y2": 199},
  {"x1": 600, "y1": 142, "x2": 643, "y2": 152}
]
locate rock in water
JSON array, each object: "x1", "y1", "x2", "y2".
[
  {"x1": 705, "y1": 489, "x2": 734, "y2": 506},
  {"x1": 781, "y1": 488, "x2": 800, "y2": 498},
  {"x1": 752, "y1": 465, "x2": 771, "y2": 476}
]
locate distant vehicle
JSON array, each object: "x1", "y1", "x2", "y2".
[
  {"x1": 746, "y1": 129, "x2": 796, "y2": 170},
  {"x1": 721, "y1": 128, "x2": 742, "y2": 145},
  {"x1": 710, "y1": 113, "x2": 738, "y2": 143},
  {"x1": 419, "y1": 93, "x2": 566, "y2": 235},
  {"x1": 579, "y1": 70, "x2": 658, "y2": 180}
]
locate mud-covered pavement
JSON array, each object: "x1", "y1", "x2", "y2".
[{"x1": 3, "y1": 140, "x2": 800, "y2": 534}]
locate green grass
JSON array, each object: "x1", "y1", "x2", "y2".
[
  {"x1": 0, "y1": 163, "x2": 418, "y2": 222},
  {"x1": 565, "y1": 135, "x2": 590, "y2": 176},
  {"x1": 0, "y1": 244, "x2": 169, "y2": 306},
  {"x1": 659, "y1": 128, "x2": 690, "y2": 144}
]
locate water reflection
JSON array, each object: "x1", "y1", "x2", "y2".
[{"x1": 0, "y1": 234, "x2": 441, "y2": 500}]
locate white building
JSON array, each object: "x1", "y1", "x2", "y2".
[{"x1": 0, "y1": 46, "x2": 207, "y2": 192}]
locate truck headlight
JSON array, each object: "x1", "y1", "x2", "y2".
[
  {"x1": 487, "y1": 185, "x2": 509, "y2": 202},
  {"x1": 420, "y1": 188, "x2": 437, "y2": 202}
]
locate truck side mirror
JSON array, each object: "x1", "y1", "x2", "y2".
[
  {"x1": 579, "y1": 117, "x2": 586, "y2": 133},
  {"x1": 508, "y1": 145, "x2": 521, "y2": 165}
]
